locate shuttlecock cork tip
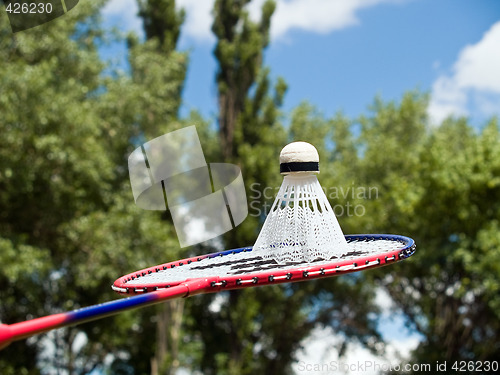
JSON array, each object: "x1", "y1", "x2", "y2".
[{"x1": 279, "y1": 141, "x2": 320, "y2": 175}]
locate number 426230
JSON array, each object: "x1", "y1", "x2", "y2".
[
  {"x1": 452, "y1": 361, "x2": 498, "y2": 372},
  {"x1": 6, "y1": 2, "x2": 54, "y2": 14}
]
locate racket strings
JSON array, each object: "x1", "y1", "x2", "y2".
[{"x1": 118, "y1": 237, "x2": 408, "y2": 288}]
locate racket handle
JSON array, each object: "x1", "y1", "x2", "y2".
[{"x1": 0, "y1": 278, "x2": 216, "y2": 350}]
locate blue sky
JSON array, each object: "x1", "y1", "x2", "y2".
[
  {"x1": 103, "y1": 0, "x2": 500, "y2": 127},
  {"x1": 100, "y1": 0, "x2": 499, "y2": 371}
]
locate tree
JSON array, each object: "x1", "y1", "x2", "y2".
[
  {"x1": 398, "y1": 117, "x2": 500, "y2": 363},
  {"x1": 0, "y1": 2, "x2": 115, "y2": 373},
  {"x1": 3, "y1": 0, "x2": 497, "y2": 372},
  {"x1": 138, "y1": 0, "x2": 184, "y2": 53},
  {"x1": 354, "y1": 92, "x2": 500, "y2": 366},
  {"x1": 186, "y1": 2, "x2": 292, "y2": 373},
  {"x1": 185, "y1": 3, "x2": 386, "y2": 373},
  {"x1": 0, "y1": 1, "x2": 189, "y2": 373},
  {"x1": 213, "y1": 0, "x2": 276, "y2": 160},
  {"x1": 107, "y1": 1, "x2": 190, "y2": 374}
]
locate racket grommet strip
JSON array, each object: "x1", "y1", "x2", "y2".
[{"x1": 112, "y1": 234, "x2": 416, "y2": 297}]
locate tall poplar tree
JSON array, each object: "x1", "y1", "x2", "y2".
[
  {"x1": 118, "y1": 1, "x2": 189, "y2": 374},
  {"x1": 213, "y1": 0, "x2": 276, "y2": 160},
  {"x1": 0, "y1": 1, "x2": 188, "y2": 373},
  {"x1": 186, "y1": 2, "x2": 383, "y2": 375}
]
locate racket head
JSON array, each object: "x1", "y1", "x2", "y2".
[{"x1": 112, "y1": 234, "x2": 416, "y2": 295}]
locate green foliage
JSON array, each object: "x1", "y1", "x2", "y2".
[
  {"x1": 186, "y1": 3, "x2": 385, "y2": 375},
  {"x1": 0, "y1": 2, "x2": 117, "y2": 372},
  {"x1": 354, "y1": 95, "x2": 500, "y2": 364},
  {"x1": 1, "y1": 0, "x2": 499, "y2": 373},
  {"x1": 260, "y1": 92, "x2": 500, "y2": 366},
  {"x1": 125, "y1": 36, "x2": 187, "y2": 138},
  {"x1": 212, "y1": 0, "x2": 276, "y2": 158},
  {"x1": 0, "y1": 0, "x2": 187, "y2": 373},
  {"x1": 137, "y1": 0, "x2": 185, "y2": 53}
]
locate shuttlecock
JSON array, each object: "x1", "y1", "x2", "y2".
[{"x1": 253, "y1": 142, "x2": 348, "y2": 264}]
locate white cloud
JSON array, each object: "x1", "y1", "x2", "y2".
[
  {"x1": 268, "y1": 0, "x2": 402, "y2": 40},
  {"x1": 179, "y1": 0, "x2": 389, "y2": 43},
  {"x1": 454, "y1": 23, "x2": 500, "y2": 92},
  {"x1": 177, "y1": 0, "x2": 216, "y2": 42},
  {"x1": 102, "y1": 0, "x2": 143, "y2": 36},
  {"x1": 294, "y1": 286, "x2": 422, "y2": 375},
  {"x1": 293, "y1": 325, "x2": 421, "y2": 375},
  {"x1": 101, "y1": 0, "x2": 406, "y2": 44},
  {"x1": 375, "y1": 285, "x2": 394, "y2": 314},
  {"x1": 429, "y1": 21, "x2": 500, "y2": 124},
  {"x1": 428, "y1": 76, "x2": 468, "y2": 124},
  {"x1": 102, "y1": 0, "x2": 215, "y2": 43}
]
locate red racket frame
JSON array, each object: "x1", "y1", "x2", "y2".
[{"x1": 112, "y1": 234, "x2": 415, "y2": 294}]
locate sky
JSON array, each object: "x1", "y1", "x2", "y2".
[
  {"x1": 102, "y1": 0, "x2": 500, "y2": 127},
  {"x1": 100, "y1": 0, "x2": 500, "y2": 372}
]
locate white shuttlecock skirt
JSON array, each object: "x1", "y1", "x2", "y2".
[{"x1": 254, "y1": 174, "x2": 348, "y2": 264}]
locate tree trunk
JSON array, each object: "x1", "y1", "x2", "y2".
[{"x1": 151, "y1": 299, "x2": 185, "y2": 375}]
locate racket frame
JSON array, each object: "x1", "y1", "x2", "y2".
[
  {"x1": 0, "y1": 234, "x2": 415, "y2": 350},
  {"x1": 113, "y1": 234, "x2": 416, "y2": 294}
]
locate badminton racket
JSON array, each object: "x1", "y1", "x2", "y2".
[{"x1": 0, "y1": 234, "x2": 415, "y2": 349}]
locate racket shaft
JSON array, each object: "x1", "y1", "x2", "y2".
[{"x1": 0, "y1": 278, "x2": 214, "y2": 349}]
